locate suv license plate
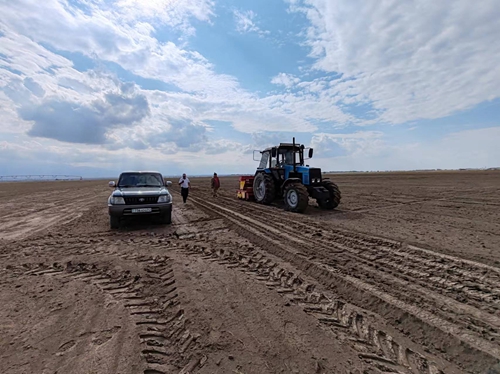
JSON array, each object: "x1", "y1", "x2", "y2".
[{"x1": 131, "y1": 208, "x2": 152, "y2": 213}]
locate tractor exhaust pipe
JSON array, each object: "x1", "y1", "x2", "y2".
[{"x1": 293, "y1": 137, "x2": 296, "y2": 173}]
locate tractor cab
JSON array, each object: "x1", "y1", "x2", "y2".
[
  {"x1": 256, "y1": 142, "x2": 318, "y2": 185},
  {"x1": 271, "y1": 145, "x2": 304, "y2": 169},
  {"x1": 251, "y1": 138, "x2": 341, "y2": 213},
  {"x1": 259, "y1": 143, "x2": 306, "y2": 169}
]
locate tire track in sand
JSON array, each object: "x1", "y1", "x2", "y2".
[
  {"x1": 177, "y1": 239, "x2": 457, "y2": 374},
  {"x1": 187, "y1": 193, "x2": 500, "y2": 373},
  {"x1": 11, "y1": 254, "x2": 207, "y2": 374}
]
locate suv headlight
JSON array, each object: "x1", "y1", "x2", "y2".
[
  {"x1": 110, "y1": 196, "x2": 125, "y2": 205},
  {"x1": 158, "y1": 194, "x2": 171, "y2": 203}
]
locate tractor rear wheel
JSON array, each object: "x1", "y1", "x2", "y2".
[
  {"x1": 253, "y1": 173, "x2": 275, "y2": 205},
  {"x1": 284, "y1": 183, "x2": 309, "y2": 213},
  {"x1": 317, "y1": 180, "x2": 341, "y2": 209}
]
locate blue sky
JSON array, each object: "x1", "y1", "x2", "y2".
[{"x1": 0, "y1": 0, "x2": 499, "y2": 177}]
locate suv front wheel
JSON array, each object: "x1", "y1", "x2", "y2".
[
  {"x1": 110, "y1": 215, "x2": 120, "y2": 229},
  {"x1": 159, "y1": 210, "x2": 172, "y2": 224}
]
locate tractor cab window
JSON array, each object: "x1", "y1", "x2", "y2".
[
  {"x1": 284, "y1": 150, "x2": 294, "y2": 165},
  {"x1": 278, "y1": 149, "x2": 299, "y2": 166},
  {"x1": 270, "y1": 148, "x2": 279, "y2": 168},
  {"x1": 259, "y1": 152, "x2": 270, "y2": 169}
]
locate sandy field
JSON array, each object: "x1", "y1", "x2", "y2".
[{"x1": 1, "y1": 170, "x2": 499, "y2": 374}]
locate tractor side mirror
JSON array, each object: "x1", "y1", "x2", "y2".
[
  {"x1": 109, "y1": 181, "x2": 116, "y2": 188},
  {"x1": 271, "y1": 148, "x2": 277, "y2": 158},
  {"x1": 253, "y1": 150, "x2": 261, "y2": 161},
  {"x1": 308, "y1": 148, "x2": 314, "y2": 158}
]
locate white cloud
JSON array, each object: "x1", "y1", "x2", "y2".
[
  {"x1": 1, "y1": 0, "x2": 346, "y2": 135},
  {"x1": 139, "y1": 89, "x2": 324, "y2": 134},
  {"x1": 0, "y1": 92, "x2": 28, "y2": 133},
  {"x1": 0, "y1": 0, "x2": 498, "y2": 175},
  {"x1": 311, "y1": 127, "x2": 500, "y2": 171},
  {"x1": 203, "y1": 139, "x2": 245, "y2": 155},
  {"x1": 111, "y1": 0, "x2": 215, "y2": 33},
  {"x1": 311, "y1": 131, "x2": 384, "y2": 158},
  {"x1": 21, "y1": 87, "x2": 150, "y2": 145},
  {"x1": 423, "y1": 127, "x2": 500, "y2": 169},
  {"x1": 0, "y1": 30, "x2": 73, "y2": 76},
  {"x1": 0, "y1": 132, "x2": 254, "y2": 176},
  {"x1": 271, "y1": 73, "x2": 300, "y2": 88},
  {"x1": 0, "y1": 0, "x2": 227, "y2": 93},
  {"x1": 288, "y1": 0, "x2": 500, "y2": 124},
  {"x1": 233, "y1": 9, "x2": 269, "y2": 37}
]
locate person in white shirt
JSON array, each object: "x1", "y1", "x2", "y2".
[{"x1": 178, "y1": 173, "x2": 191, "y2": 203}]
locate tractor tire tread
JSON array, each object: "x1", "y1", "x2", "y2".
[
  {"x1": 254, "y1": 173, "x2": 276, "y2": 205},
  {"x1": 284, "y1": 183, "x2": 309, "y2": 213},
  {"x1": 318, "y1": 181, "x2": 341, "y2": 209}
]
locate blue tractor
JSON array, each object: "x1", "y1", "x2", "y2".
[{"x1": 252, "y1": 138, "x2": 341, "y2": 213}]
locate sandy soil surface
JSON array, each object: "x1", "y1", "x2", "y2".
[{"x1": 0, "y1": 171, "x2": 499, "y2": 374}]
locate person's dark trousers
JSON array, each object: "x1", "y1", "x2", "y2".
[{"x1": 181, "y1": 187, "x2": 189, "y2": 203}]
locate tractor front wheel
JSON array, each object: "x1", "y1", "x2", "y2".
[
  {"x1": 317, "y1": 181, "x2": 341, "y2": 209},
  {"x1": 284, "y1": 183, "x2": 309, "y2": 213},
  {"x1": 253, "y1": 173, "x2": 275, "y2": 205}
]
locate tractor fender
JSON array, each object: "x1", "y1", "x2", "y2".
[
  {"x1": 254, "y1": 168, "x2": 272, "y2": 175},
  {"x1": 281, "y1": 178, "x2": 301, "y2": 191}
]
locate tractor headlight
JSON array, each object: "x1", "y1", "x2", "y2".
[
  {"x1": 158, "y1": 194, "x2": 171, "y2": 203},
  {"x1": 110, "y1": 196, "x2": 125, "y2": 205}
]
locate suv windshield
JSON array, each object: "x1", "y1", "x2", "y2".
[{"x1": 118, "y1": 173, "x2": 164, "y2": 187}]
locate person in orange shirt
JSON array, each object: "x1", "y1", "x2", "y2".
[{"x1": 211, "y1": 172, "x2": 220, "y2": 197}]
